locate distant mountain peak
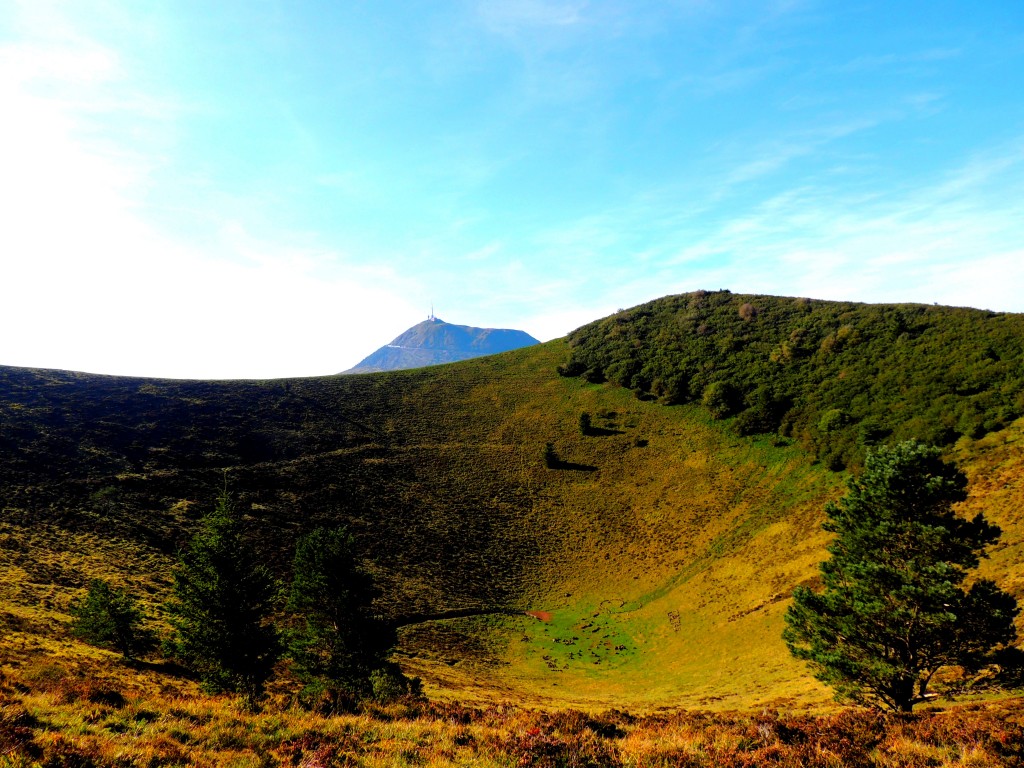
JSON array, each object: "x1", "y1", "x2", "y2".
[{"x1": 342, "y1": 318, "x2": 539, "y2": 374}]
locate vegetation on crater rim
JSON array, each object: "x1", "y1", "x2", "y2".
[
  {"x1": 1, "y1": 292, "x2": 1024, "y2": 765},
  {"x1": 560, "y1": 291, "x2": 1024, "y2": 470}
]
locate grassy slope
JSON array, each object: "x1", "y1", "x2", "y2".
[
  {"x1": 396, "y1": 348, "x2": 844, "y2": 711},
  {"x1": 2, "y1": 301, "x2": 1024, "y2": 714}
]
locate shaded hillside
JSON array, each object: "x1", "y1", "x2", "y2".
[
  {"x1": 560, "y1": 291, "x2": 1024, "y2": 469},
  {"x1": 2, "y1": 294, "x2": 1024, "y2": 711},
  {"x1": 343, "y1": 316, "x2": 539, "y2": 373},
  {"x1": 0, "y1": 362, "x2": 545, "y2": 618}
]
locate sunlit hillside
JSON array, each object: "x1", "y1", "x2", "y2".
[{"x1": 2, "y1": 292, "x2": 1023, "y2": 715}]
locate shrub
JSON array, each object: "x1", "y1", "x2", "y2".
[
  {"x1": 369, "y1": 664, "x2": 422, "y2": 703},
  {"x1": 69, "y1": 579, "x2": 153, "y2": 659},
  {"x1": 578, "y1": 412, "x2": 592, "y2": 435},
  {"x1": 817, "y1": 408, "x2": 848, "y2": 434},
  {"x1": 543, "y1": 443, "x2": 559, "y2": 468},
  {"x1": 701, "y1": 382, "x2": 739, "y2": 420}
]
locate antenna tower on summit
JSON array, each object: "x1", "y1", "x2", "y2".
[{"x1": 429, "y1": 303, "x2": 436, "y2": 321}]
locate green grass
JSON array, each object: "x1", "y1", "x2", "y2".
[{"x1": 2, "y1": 297, "x2": 1024, "y2": 714}]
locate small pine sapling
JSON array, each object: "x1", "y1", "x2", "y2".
[{"x1": 70, "y1": 579, "x2": 153, "y2": 659}]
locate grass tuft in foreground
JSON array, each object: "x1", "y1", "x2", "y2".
[{"x1": 1, "y1": 659, "x2": 1022, "y2": 767}]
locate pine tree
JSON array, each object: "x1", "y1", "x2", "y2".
[
  {"x1": 287, "y1": 526, "x2": 409, "y2": 710},
  {"x1": 784, "y1": 441, "x2": 1020, "y2": 711},
  {"x1": 167, "y1": 491, "x2": 281, "y2": 705},
  {"x1": 70, "y1": 579, "x2": 152, "y2": 659}
]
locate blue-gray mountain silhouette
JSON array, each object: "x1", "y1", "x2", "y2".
[{"x1": 343, "y1": 316, "x2": 539, "y2": 373}]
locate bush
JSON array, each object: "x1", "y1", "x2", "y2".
[
  {"x1": 817, "y1": 408, "x2": 848, "y2": 434},
  {"x1": 70, "y1": 580, "x2": 153, "y2": 659},
  {"x1": 369, "y1": 664, "x2": 422, "y2": 703},
  {"x1": 701, "y1": 382, "x2": 739, "y2": 420},
  {"x1": 578, "y1": 412, "x2": 592, "y2": 435},
  {"x1": 543, "y1": 443, "x2": 559, "y2": 468},
  {"x1": 733, "y1": 408, "x2": 776, "y2": 436}
]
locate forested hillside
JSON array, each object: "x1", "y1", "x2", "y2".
[{"x1": 560, "y1": 291, "x2": 1024, "y2": 469}]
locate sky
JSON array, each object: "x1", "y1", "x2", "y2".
[{"x1": 2, "y1": 1, "x2": 1023, "y2": 379}]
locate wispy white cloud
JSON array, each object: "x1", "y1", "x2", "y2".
[
  {"x1": 501, "y1": 132, "x2": 1024, "y2": 341},
  {"x1": 836, "y1": 47, "x2": 962, "y2": 73},
  {"x1": 665, "y1": 138, "x2": 1024, "y2": 309},
  {"x1": 0, "y1": 11, "x2": 423, "y2": 377},
  {"x1": 721, "y1": 117, "x2": 884, "y2": 188},
  {"x1": 477, "y1": 0, "x2": 588, "y2": 33}
]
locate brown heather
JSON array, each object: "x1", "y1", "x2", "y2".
[
  {"x1": 2, "y1": 293, "x2": 1024, "y2": 763},
  {"x1": 1, "y1": 661, "x2": 1023, "y2": 767}
]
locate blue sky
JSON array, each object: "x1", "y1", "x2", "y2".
[{"x1": 2, "y1": 1, "x2": 1023, "y2": 378}]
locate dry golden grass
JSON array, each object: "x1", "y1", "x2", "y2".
[
  {"x1": 2, "y1": 338, "x2": 1024, "y2": 742},
  {"x1": 3, "y1": 344, "x2": 1024, "y2": 714},
  {"x1": 2, "y1": 655, "x2": 1022, "y2": 768}
]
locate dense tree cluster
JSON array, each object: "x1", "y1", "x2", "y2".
[
  {"x1": 559, "y1": 291, "x2": 1024, "y2": 469},
  {"x1": 71, "y1": 491, "x2": 416, "y2": 710}
]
